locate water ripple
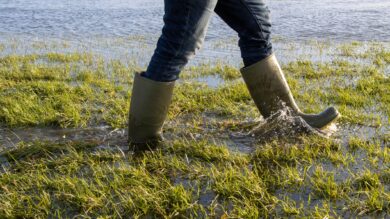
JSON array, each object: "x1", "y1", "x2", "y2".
[{"x1": 0, "y1": 0, "x2": 389, "y2": 41}]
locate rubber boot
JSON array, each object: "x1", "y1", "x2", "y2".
[
  {"x1": 128, "y1": 73, "x2": 175, "y2": 152},
  {"x1": 240, "y1": 54, "x2": 340, "y2": 129}
]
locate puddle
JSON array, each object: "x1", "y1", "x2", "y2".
[
  {"x1": 335, "y1": 124, "x2": 389, "y2": 147},
  {"x1": 1, "y1": 107, "x2": 386, "y2": 154},
  {"x1": 193, "y1": 75, "x2": 226, "y2": 88},
  {"x1": 0, "y1": 126, "x2": 128, "y2": 150}
]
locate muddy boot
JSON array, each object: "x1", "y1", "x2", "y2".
[
  {"x1": 128, "y1": 73, "x2": 175, "y2": 152},
  {"x1": 240, "y1": 54, "x2": 340, "y2": 129}
]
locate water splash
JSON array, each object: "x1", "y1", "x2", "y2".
[{"x1": 238, "y1": 108, "x2": 334, "y2": 143}]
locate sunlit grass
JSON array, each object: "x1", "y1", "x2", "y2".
[{"x1": 0, "y1": 39, "x2": 389, "y2": 217}]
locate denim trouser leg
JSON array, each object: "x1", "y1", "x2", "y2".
[
  {"x1": 144, "y1": 0, "x2": 218, "y2": 82},
  {"x1": 144, "y1": 0, "x2": 273, "y2": 82},
  {"x1": 215, "y1": 0, "x2": 273, "y2": 67}
]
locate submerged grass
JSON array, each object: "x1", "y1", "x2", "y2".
[{"x1": 0, "y1": 40, "x2": 389, "y2": 217}]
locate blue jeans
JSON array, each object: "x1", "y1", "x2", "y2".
[{"x1": 144, "y1": 0, "x2": 273, "y2": 82}]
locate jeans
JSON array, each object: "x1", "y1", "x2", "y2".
[{"x1": 144, "y1": 0, "x2": 273, "y2": 82}]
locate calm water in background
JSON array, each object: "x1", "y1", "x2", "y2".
[{"x1": 1, "y1": 0, "x2": 390, "y2": 41}]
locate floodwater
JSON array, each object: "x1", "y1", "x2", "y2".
[
  {"x1": 0, "y1": 2, "x2": 388, "y2": 216},
  {"x1": 0, "y1": 108, "x2": 339, "y2": 152},
  {"x1": 0, "y1": 0, "x2": 389, "y2": 150},
  {"x1": 1, "y1": 0, "x2": 389, "y2": 41},
  {"x1": 1, "y1": 0, "x2": 390, "y2": 66}
]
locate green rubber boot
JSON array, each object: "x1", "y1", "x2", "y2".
[
  {"x1": 128, "y1": 73, "x2": 175, "y2": 152},
  {"x1": 240, "y1": 54, "x2": 340, "y2": 129}
]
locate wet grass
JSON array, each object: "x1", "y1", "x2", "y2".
[
  {"x1": 0, "y1": 136, "x2": 388, "y2": 217},
  {"x1": 0, "y1": 40, "x2": 389, "y2": 217}
]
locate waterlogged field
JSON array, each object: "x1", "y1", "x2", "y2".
[{"x1": 0, "y1": 38, "x2": 389, "y2": 218}]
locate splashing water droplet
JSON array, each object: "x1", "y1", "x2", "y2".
[{"x1": 248, "y1": 107, "x2": 329, "y2": 142}]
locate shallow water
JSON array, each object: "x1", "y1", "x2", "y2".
[
  {"x1": 1, "y1": 0, "x2": 389, "y2": 68},
  {"x1": 0, "y1": 108, "x2": 340, "y2": 152},
  {"x1": 0, "y1": 126, "x2": 127, "y2": 149},
  {"x1": 1, "y1": 0, "x2": 389, "y2": 41},
  {"x1": 0, "y1": 0, "x2": 389, "y2": 151},
  {"x1": 0, "y1": 2, "x2": 389, "y2": 217},
  {"x1": 192, "y1": 75, "x2": 226, "y2": 88}
]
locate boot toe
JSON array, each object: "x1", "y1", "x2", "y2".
[{"x1": 301, "y1": 106, "x2": 340, "y2": 129}]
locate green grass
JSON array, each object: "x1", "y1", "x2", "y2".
[
  {"x1": 0, "y1": 135, "x2": 388, "y2": 217},
  {"x1": 0, "y1": 40, "x2": 389, "y2": 217}
]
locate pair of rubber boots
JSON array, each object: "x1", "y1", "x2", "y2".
[{"x1": 128, "y1": 54, "x2": 340, "y2": 151}]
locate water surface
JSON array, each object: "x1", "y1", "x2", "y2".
[
  {"x1": 1, "y1": 0, "x2": 389, "y2": 41},
  {"x1": 0, "y1": 0, "x2": 389, "y2": 150}
]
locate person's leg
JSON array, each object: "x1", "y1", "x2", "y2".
[
  {"x1": 128, "y1": 0, "x2": 218, "y2": 151},
  {"x1": 215, "y1": 0, "x2": 273, "y2": 67},
  {"x1": 144, "y1": 0, "x2": 219, "y2": 82},
  {"x1": 215, "y1": 0, "x2": 340, "y2": 129}
]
